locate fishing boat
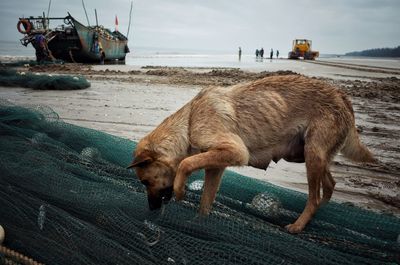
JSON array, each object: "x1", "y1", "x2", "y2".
[{"x1": 17, "y1": 13, "x2": 129, "y2": 63}]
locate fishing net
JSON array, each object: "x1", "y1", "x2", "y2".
[
  {"x1": 0, "y1": 60, "x2": 65, "y2": 68},
  {"x1": 0, "y1": 60, "x2": 38, "y2": 68},
  {"x1": 0, "y1": 102, "x2": 399, "y2": 265},
  {"x1": 0, "y1": 68, "x2": 90, "y2": 90}
]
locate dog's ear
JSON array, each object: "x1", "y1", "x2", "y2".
[{"x1": 127, "y1": 151, "x2": 154, "y2": 169}]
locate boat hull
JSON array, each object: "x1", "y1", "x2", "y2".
[
  {"x1": 72, "y1": 19, "x2": 128, "y2": 63},
  {"x1": 21, "y1": 15, "x2": 129, "y2": 64}
]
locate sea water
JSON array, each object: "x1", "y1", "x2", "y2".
[
  {"x1": 1, "y1": 40, "x2": 399, "y2": 71},
  {"x1": 0, "y1": 40, "x2": 35, "y2": 58}
]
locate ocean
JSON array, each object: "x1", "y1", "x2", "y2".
[
  {"x1": 0, "y1": 40, "x2": 36, "y2": 57},
  {"x1": 1, "y1": 40, "x2": 399, "y2": 71},
  {"x1": 0, "y1": 40, "x2": 285, "y2": 69}
]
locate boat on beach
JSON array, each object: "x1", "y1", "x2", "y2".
[{"x1": 17, "y1": 13, "x2": 129, "y2": 63}]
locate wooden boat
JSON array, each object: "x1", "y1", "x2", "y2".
[{"x1": 17, "y1": 13, "x2": 129, "y2": 63}]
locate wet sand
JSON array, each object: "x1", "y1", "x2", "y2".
[{"x1": 1, "y1": 58, "x2": 399, "y2": 216}]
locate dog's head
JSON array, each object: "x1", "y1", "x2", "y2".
[{"x1": 128, "y1": 149, "x2": 175, "y2": 210}]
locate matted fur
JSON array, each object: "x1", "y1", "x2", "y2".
[{"x1": 129, "y1": 74, "x2": 375, "y2": 233}]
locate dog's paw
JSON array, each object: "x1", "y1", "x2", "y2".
[
  {"x1": 285, "y1": 223, "x2": 304, "y2": 234},
  {"x1": 174, "y1": 186, "x2": 186, "y2": 201}
]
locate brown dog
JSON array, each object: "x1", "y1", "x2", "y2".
[{"x1": 128, "y1": 74, "x2": 375, "y2": 233}]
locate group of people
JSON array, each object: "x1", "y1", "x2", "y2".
[
  {"x1": 255, "y1": 48, "x2": 279, "y2": 59},
  {"x1": 238, "y1": 47, "x2": 280, "y2": 61}
]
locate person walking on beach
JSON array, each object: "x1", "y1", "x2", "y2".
[
  {"x1": 260, "y1": 48, "x2": 264, "y2": 58},
  {"x1": 270, "y1": 48, "x2": 274, "y2": 59},
  {"x1": 238, "y1": 47, "x2": 242, "y2": 61},
  {"x1": 255, "y1": 49, "x2": 259, "y2": 58},
  {"x1": 276, "y1": 50, "x2": 279, "y2": 59}
]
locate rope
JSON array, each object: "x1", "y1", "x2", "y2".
[
  {"x1": 69, "y1": 50, "x2": 77, "y2": 63},
  {"x1": 0, "y1": 246, "x2": 44, "y2": 265}
]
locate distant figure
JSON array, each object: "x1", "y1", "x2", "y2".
[
  {"x1": 100, "y1": 48, "x2": 105, "y2": 65},
  {"x1": 92, "y1": 33, "x2": 101, "y2": 54},
  {"x1": 270, "y1": 48, "x2": 274, "y2": 59},
  {"x1": 98, "y1": 42, "x2": 105, "y2": 64},
  {"x1": 255, "y1": 49, "x2": 259, "y2": 58},
  {"x1": 260, "y1": 48, "x2": 264, "y2": 58},
  {"x1": 93, "y1": 40, "x2": 100, "y2": 54},
  {"x1": 238, "y1": 47, "x2": 242, "y2": 61},
  {"x1": 98, "y1": 41, "x2": 103, "y2": 52},
  {"x1": 276, "y1": 50, "x2": 279, "y2": 59},
  {"x1": 33, "y1": 34, "x2": 51, "y2": 63}
]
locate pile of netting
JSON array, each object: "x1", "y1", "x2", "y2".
[
  {"x1": 0, "y1": 60, "x2": 37, "y2": 68},
  {"x1": 0, "y1": 102, "x2": 399, "y2": 265},
  {"x1": 0, "y1": 60, "x2": 65, "y2": 68},
  {"x1": 0, "y1": 68, "x2": 90, "y2": 90}
]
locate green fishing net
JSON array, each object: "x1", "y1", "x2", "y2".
[
  {"x1": 0, "y1": 60, "x2": 65, "y2": 68},
  {"x1": 0, "y1": 68, "x2": 90, "y2": 90},
  {"x1": 0, "y1": 102, "x2": 399, "y2": 264}
]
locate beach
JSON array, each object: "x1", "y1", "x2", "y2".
[{"x1": 1, "y1": 55, "x2": 400, "y2": 216}]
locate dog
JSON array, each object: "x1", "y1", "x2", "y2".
[{"x1": 128, "y1": 74, "x2": 375, "y2": 233}]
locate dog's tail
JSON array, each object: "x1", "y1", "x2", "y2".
[{"x1": 341, "y1": 127, "x2": 376, "y2": 163}]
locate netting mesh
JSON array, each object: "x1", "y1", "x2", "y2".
[
  {"x1": 0, "y1": 60, "x2": 63, "y2": 68},
  {"x1": 0, "y1": 68, "x2": 90, "y2": 90},
  {"x1": 0, "y1": 102, "x2": 399, "y2": 265}
]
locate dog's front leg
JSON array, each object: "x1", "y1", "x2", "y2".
[
  {"x1": 199, "y1": 168, "x2": 225, "y2": 215},
  {"x1": 174, "y1": 142, "x2": 249, "y2": 203}
]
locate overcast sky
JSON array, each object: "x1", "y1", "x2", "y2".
[{"x1": 1, "y1": 0, "x2": 399, "y2": 54}]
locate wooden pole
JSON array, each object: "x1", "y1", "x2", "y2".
[
  {"x1": 95, "y1": 9, "x2": 98, "y2": 27},
  {"x1": 126, "y1": 1, "x2": 133, "y2": 39},
  {"x1": 46, "y1": 0, "x2": 52, "y2": 29},
  {"x1": 47, "y1": 0, "x2": 52, "y2": 18},
  {"x1": 82, "y1": 0, "x2": 90, "y2": 26}
]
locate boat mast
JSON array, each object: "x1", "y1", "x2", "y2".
[
  {"x1": 47, "y1": 0, "x2": 52, "y2": 18},
  {"x1": 95, "y1": 9, "x2": 98, "y2": 27},
  {"x1": 126, "y1": 1, "x2": 133, "y2": 39},
  {"x1": 46, "y1": 0, "x2": 52, "y2": 29},
  {"x1": 42, "y1": 12, "x2": 47, "y2": 30},
  {"x1": 81, "y1": 0, "x2": 90, "y2": 26}
]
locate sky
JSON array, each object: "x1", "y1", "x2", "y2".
[{"x1": 1, "y1": 0, "x2": 399, "y2": 54}]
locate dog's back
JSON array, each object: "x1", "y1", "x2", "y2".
[{"x1": 188, "y1": 75, "x2": 371, "y2": 167}]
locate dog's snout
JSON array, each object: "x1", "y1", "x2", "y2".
[
  {"x1": 160, "y1": 186, "x2": 173, "y2": 202},
  {"x1": 148, "y1": 196, "x2": 162, "y2": 210},
  {"x1": 147, "y1": 186, "x2": 173, "y2": 210}
]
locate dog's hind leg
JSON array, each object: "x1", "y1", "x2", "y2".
[
  {"x1": 321, "y1": 169, "x2": 335, "y2": 204},
  {"x1": 286, "y1": 117, "x2": 343, "y2": 233},
  {"x1": 199, "y1": 168, "x2": 225, "y2": 215},
  {"x1": 286, "y1": 144, "x2": 327, "y2": 233}
]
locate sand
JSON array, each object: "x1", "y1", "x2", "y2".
[{"x1": 1, "y1": 58, "x2": 399, "y2": 216}]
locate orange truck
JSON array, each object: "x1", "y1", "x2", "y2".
[{"x1": 288, "y1": 39, "x2": 319, "y2": 60}]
